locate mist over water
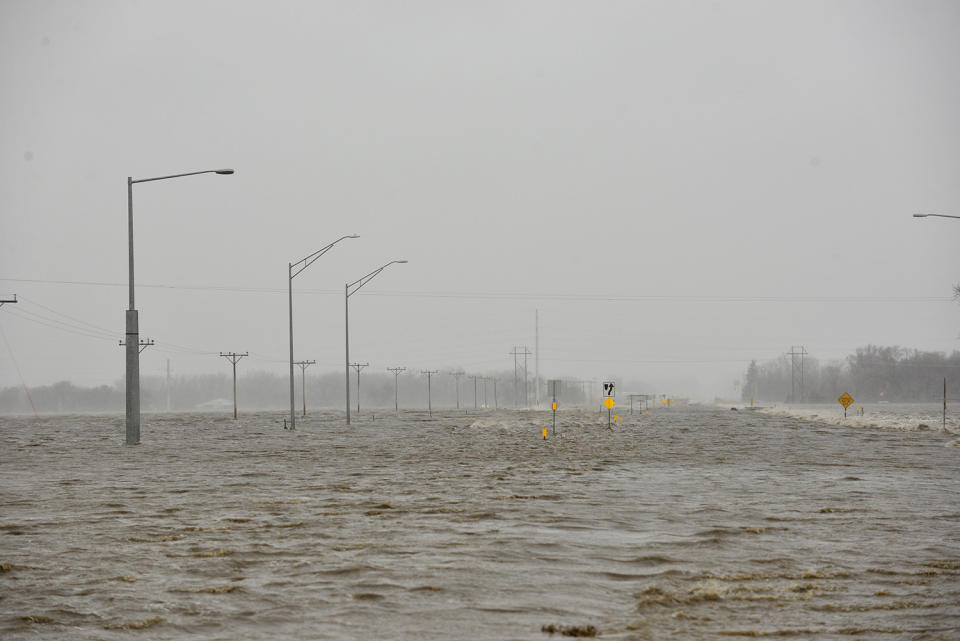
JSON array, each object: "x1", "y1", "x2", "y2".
[{"x1": 2, "y1": 405, "x2": 957, "y2": 640}]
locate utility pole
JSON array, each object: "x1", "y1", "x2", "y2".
[
  {"x1": 421, "y1": 370, "x2": 438, "y2": 417},
  {"x1": 470, "y1": 375, "x2": 481, "y2": 409},
  {"x1": 481, "y1": 377, "x2": 488, "y2": 408},
  {"x1": 788, "y1": 346, "x2": 807, "y2": 403},
  {"x1": 387, "y1": 366, "x2": 406, "y2": 411},
  {"x1": 449, "y1": 370, "x2": 464, "y2": 409},
  {"x1": 349, "y1": 362, "x2": 369, "y2": 415},
  {"x1": 521, "y1": 346, "x2": 531, "y2": 407},
  {"x1": 219, "y1": 352, "x2": 248, "y2": 419},
  {"x1": 294, "y1": 360, "x2": 316, "y2": 417},
  {"x1": 493, "y1": 378, "x2": 498, "y2": 410},
  {"x1": 535, "y1": 309, "x2": 540, "y2": 409},
  {"x1": 509, "y1": 346, "x2": 530, "y2": 407}
]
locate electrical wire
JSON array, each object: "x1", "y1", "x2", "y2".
[
  {"x1": 0, "y1": 277, "x2": 951, "y2": 303},
  {"x1": 0, "y1": 320, "x2": 40, "y2": 421}
]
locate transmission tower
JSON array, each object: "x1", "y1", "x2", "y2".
[
  {"x1": 421, "y1": 370, "x2": 439, "y2": 417},
  {"x1": 294, "y1": 360, "x2": 316, "y2": 417},
  {"x1": 219, "y1": 352, "x2": 248, "y2": 419},
  {"x1": 349, "y1": 362, "x2": 369, "y2": 415},
  {"x1": 387, "y1": 366, "x2": 406, "y2": 411}
]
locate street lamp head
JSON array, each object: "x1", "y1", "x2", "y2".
[
  {"x1": 913, "y1": 213, "x2": 928, "y2": 217},
  {"x1": 348, "y1": 234, "x2": 360, "y2": 239},
  {"x1": 397, "y1": 260, "x2": 409, "y2": 264},
  {"x1": 215, "y1": 169, "x2": 235, "y2": 175}
]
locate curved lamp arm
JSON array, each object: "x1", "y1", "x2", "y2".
[{"x1": 347, "y1": 260, "x2": 408, "y2": 297}]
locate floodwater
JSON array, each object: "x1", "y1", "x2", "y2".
[{"x1": 1, "y1": 405, "x2": 958, "y2": 640}]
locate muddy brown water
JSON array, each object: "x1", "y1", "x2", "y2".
[{"x1": 1, "y1": 406, "x2": 958, "y2": 640}]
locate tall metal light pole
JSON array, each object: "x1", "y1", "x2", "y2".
[
  {"x1": 126, "y1": 168, "x2": 233, "y2": 445},
  {"x1": 287, "y1": 235, "x2": 358, "y2": 431},
  {"x1": 345, "y1": 260, "x2": 408, "y2": 424}
]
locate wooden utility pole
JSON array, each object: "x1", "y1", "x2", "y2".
[
  {"x1": 349, "y1": 362, "x2": 369, "y2": 414},
  {"x1": 219, "y1": 352, "x2": 248, "y2": 419},
  {"x1": 421, "y1": 370, "x2": 439, "y2": 417},
  {"x1": 387, "y1": 366, "x2": 406, "y2": 411},
  {"x1": 294, "y1": 360, "x2": 316, "y2": 417}
]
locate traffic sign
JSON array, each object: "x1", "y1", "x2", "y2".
[
  {"x1": 603, "y1": 381, "x2": 615, "y2": 397},
  {"x1": 838, "y1": 393, "x2": 854, "y2": 409},
  {"x1": 603, "y1": 397, "x2": 615, "y2": 409}
]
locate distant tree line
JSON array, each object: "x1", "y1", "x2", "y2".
[
  {"x1": 742, "y1": 345, "x2": 960, "y2": 404},
  {"x1": 0, "y1": 369, "x2": 592, "y2": 415}
]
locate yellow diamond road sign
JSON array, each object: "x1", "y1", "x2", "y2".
[
  {"x1": 838, "y1": 393, "x2": 854, "y2": 409},
  {"x1": 603, "y1": 397, "x2": 615, "y2": 409}
]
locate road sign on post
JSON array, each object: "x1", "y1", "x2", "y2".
[
  {"x1": 838, "y1": 392, "x2": 854, "y2": 418},
  {"x1": 603, "y1": 381, "x2": 615, "y2": 398}
]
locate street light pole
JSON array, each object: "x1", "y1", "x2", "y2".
[
  {"x1": 287, "y1": 235, "x2": 359, "y2": 431},
  {"x1": 126, "y1": 168, "x2": 233, "y2": 445},
  {"x1": 345, "y1": 260, "x2": 408, "y2": 424}
]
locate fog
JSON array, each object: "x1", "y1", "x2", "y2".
[{"x1": 1, "y1": 0, "x2": 958, "y2": 402}]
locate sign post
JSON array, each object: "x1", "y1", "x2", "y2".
[
  {"x1": 838, "y1": 392, "x2": 854, "y2": 418},
  {"x1": 603, "y1": 381, "x2": 615, "y2": 428},
  {"x1": 548, "y1": 379, "x2": 561, "y2": 436}
]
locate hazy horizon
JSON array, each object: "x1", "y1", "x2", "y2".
[{"x1": 2, "y1": 1, "x2": 958, "y2": 400}]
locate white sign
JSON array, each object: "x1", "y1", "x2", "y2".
[{"x1": 603, "y1": 381, "x2": 615, "y2": 398}]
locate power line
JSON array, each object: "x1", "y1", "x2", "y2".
[{"x1": 1, "y1": 278, "x2": 950, "y2": 303}]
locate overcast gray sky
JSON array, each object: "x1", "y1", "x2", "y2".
[{"x1": 1, "y1": 0, "x2": 958, "y2": 399}]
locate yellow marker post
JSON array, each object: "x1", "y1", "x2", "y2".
[{"x1": 542, "y1": 427, "x2": 548, "y2": 440}]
